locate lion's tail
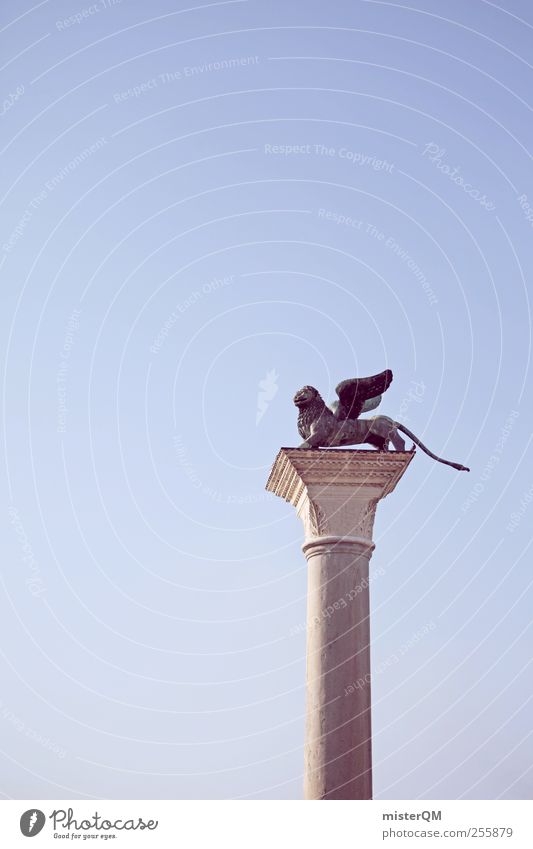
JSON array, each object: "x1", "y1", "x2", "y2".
[{"x1": 394, "y1": 422, "x2": 470, "y2": 472}]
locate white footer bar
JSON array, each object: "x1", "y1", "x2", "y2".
[{"x1": 1, "y1": 800, "x2": 532, "y2": 848}]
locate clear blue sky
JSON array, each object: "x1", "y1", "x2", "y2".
[{"x1": 1, "y1": 0, "x2": 532, "y2": 799}]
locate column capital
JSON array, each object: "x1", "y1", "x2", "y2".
[{"x1": 266, "y1": 447, "x2": 414, "y2": 546}]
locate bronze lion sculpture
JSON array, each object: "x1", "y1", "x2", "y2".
[{"x1": 293, "y1": 372, "x2": 469, "y2": 472}]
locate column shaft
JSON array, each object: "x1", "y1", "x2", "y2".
[{"x1": 303, "y1": 539, "x2": 373, "y2": 800}]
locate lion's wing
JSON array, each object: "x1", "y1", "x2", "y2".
[{"x1": 333, "y1": 370, "x2": 393, "y2": 420}]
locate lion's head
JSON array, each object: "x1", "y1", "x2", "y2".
[
  {"x1": 293, "y1": 386, "x2": 331, "y2": 440},
  {"x1": 293, "y1": 385, "x2": 321, "y2": 407}
]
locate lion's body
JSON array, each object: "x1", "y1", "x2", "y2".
[{"x1": 327, "y1": 416, "x2": 406, "y2": 449}]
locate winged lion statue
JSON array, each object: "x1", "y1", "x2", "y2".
[{"x1": 293, "y1": 369, "x2": 469, "y2": 472}]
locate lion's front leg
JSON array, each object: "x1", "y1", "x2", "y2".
[
  {"x1": 298, "y1": 421, "x2": 330, "y2": 449},
  {"x1": 298, "y1": 432, "x2": 323, "y2": 449}
]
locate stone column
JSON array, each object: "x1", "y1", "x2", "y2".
[{"x1": 266, "y1": 448, "x2": 413, "y2": 800}]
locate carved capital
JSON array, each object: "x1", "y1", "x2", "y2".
[
  {"x1": 266, "y1": 448, "x2": 413, "y2": 545},
  {"x1": 297, "y1": 489, "x2": 378, "y2": 544},
  {"x1": 303, "y1": 497, "x2": 329, "y2": 537}
]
